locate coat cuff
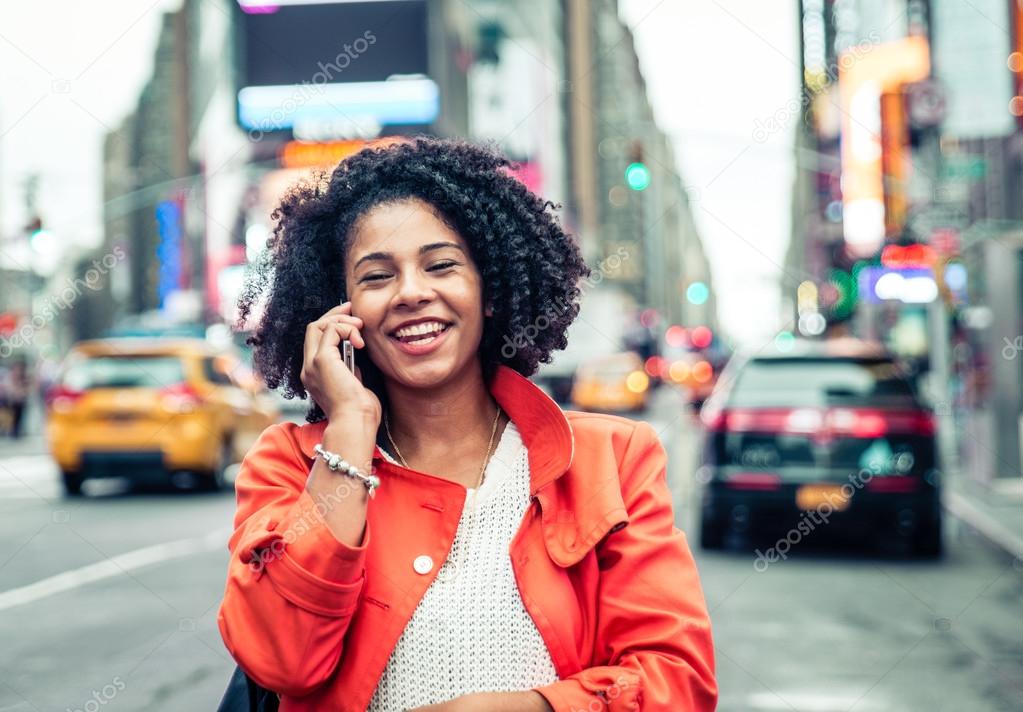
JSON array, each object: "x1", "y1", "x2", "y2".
[
  {"x1": 263, "y1": 489, "x2": 370, "y2": 616},
  {"x1": 533, "y1": 669, "x2": 642, "y2": 712}
]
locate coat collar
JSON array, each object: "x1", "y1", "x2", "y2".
[{"x1": 294, "y1": 365, "x2": 575, "y2": 496}]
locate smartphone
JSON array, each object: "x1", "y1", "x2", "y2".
[
  {"x1": 340, "y1": 294, "x2": 356, "y2": 373},
  {"x1": 341, "y1": 339, "x2": 355, "y2": 373}
]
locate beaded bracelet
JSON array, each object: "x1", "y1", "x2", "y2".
[{"x1": 313, "y1": 443, "x2": 381, "y2": 498}]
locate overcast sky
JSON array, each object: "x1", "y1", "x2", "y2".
[
  {"x1": 621, "y1": 0, "x2": 800, "y2": 345},
  {"x1": 0, "y1": 0, "x2": 798, "y2": 345},
  {"x1": 0, "y1": 1, "x2": 182, "y2": 250}
]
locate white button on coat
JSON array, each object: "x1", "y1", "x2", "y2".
[{"x1": 413, "y1": 555, "x2": 434, "y2": 575}]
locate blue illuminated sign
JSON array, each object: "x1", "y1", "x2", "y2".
[{"x1": 155, "y1": 201, "x2": 182, "y2": 309}]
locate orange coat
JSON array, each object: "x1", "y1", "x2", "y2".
[{"x1": 218, "y1": 365, "x2": 717, "y2": 711}]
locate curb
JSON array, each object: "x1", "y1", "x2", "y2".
[{"x1": 944, "y1": 491, "x2": 1023, "y2": 561}]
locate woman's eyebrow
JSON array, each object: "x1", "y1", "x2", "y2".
[{"x1": 353, "y1": 242, "x2": 465, "y2": 270}]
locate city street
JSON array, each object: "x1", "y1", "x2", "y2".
[
  {"x1": 1, "y1": 389, "x2": 1021, "y2": 711},
  {"x1": 5, "y1": 1, "x2": 1023, "y2": 710}
]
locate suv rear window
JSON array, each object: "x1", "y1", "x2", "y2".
[
  {"x1": 63, "y1": 356, "x2": 186, "y2": 390},
  {"x1": 730, "y1": 357, "x2": 918, "y2": 408}
]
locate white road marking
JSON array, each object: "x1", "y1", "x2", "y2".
[
  {"x1": 746, "y1": 690, "x2": 885, "y2": 710},
  {"x1": 0, "y1": 527, "x2": 230, "y2": 612}
]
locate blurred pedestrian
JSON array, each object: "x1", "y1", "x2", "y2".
[
  {"x1": 4, "y1": 359, "x2": 31, "y2": 439},
  {"x1": 0, "y1": 362, "x2": 9, "y2": 435},
  {"x1": 36, "y1": 352, "x2": 60, "y2": 404},
  {"x1": 217, "y1": 138, "x2": 717, "y2": 712}
]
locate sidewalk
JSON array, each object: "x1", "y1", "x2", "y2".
[
  {"x1": 0, "y1": 399, "x2": 48, "y2": 458},
  {"x1": 0, "y1": 433, "x2": 48, "y2": 458},
  {"x1": 944, "y1": 474, "x2": 1023, "y2": 561}
]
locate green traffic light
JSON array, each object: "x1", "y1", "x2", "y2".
[
  {"x1": 625, "y1": 162, "x2": 651, "y2": 191},
  {"x1": 686, "y1": 281, "x2": 709, "y2": 305},
  {"x1": 775, "y1": 331, "x2": 795, "y2": 352},
  {"x1": 30, "y1": 229, "x2": 55, "y2": 253}
]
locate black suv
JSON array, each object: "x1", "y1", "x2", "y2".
[{"x1": 698, "y1": 341, "x2": 941, "y2": 557}]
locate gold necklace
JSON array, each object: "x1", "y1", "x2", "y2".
[
  {"x1": 384, "y1": 405, "x2": 504, "y2": 583},
  {"x1": 384, "y1": 404, "x2": 502, "y2": 489}
]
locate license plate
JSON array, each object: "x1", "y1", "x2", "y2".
[{"x1": 796, "y1": 484, "x2": 850, "y2": 512}]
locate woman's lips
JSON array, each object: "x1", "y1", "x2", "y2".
[{"x1": 389, "y1": 324, "x2": 451, "y2": 357}]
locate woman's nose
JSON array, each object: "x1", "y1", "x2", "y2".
[{"x1": 394, "y1": 271, "x2": 435, "y2": 305}]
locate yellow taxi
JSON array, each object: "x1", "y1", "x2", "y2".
[
  {"x1": 570, "y1": 351, "x2": 649, "y2": 413},
  {"x1": 46, "y1": 338, "x2": 279, "y2": 495}
]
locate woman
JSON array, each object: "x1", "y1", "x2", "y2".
[{"x1": 218, "y1": 137, "x2": 717, "y2": 711}]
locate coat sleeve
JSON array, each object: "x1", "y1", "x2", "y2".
[
  {"x1": 533, "y1": 421, "x2": 718, "y2": 711},
  {"x1": 217, "y1": 423, "x2": 370, "y2": 697}
]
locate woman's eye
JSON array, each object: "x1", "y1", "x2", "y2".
[
  {"x1": 428, "y1": 261, "x2": 458, "y2": 272},
  {"x1": 361, "y1": 273, "x2": 390, "y2": 282}
]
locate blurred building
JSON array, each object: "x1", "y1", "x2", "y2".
[
  {"x1": 466, "y1": 0, "x2": 568, "y2": 206},
  {"x1": 85, "y1": 4, "x2": 203, "y2": 340},
  {"x1": 564, "y1": 0, "x2": 715, "y2": 334},
  {"x1": 789, "y1": 0, "x2": 1023, "y2": 489},
  {"x1": 89, "y1": 0, "x2": 716, "y2": 366},
  {"x1": 94, "y1": 0, "x2": 476, "y2": 334}
]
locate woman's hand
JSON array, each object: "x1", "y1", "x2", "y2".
[
  {"x1": 408, "y1": 691, "x2": 553, "y2": 712},
  {"x1": 300, "y1": 302, "x2": 381, "y2": 424}
]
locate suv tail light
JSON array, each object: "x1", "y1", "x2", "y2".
[
  {"x1": 826, "y1": 408, "x2": 936, "y2": 437},
  {"x1": 160, "y1": 383, "x2": 203, "y2": 413},
  {"x1": 865, "y1": 475, "x2": 919, "y2": 493},
  {"x1": 704, "y1": 407, "x2": 935, "y2": 438},
  {"x1": 725, "y1": 472, "x2": 782, "y2": 490},
  {"x1": 704, "y1": 408, "x2": 821, "y2": 434}
]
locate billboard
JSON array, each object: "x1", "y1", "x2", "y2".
[
  {"x1": 234, "y1": 0, "x2": 438, "y2": 138},
  {"x1": 932, "y1": 0, "x2": 1014, "y2": 139},
  {"x1": 838, "y1": 36, "x2": 930, "y2": 258}
]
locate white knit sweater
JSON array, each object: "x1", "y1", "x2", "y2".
[{"x1": 366, "y1": 421, "x2": 560, "y2": 710}]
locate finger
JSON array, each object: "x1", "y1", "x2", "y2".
[
  {"x1": 307, "y1": 310, "x2": 361, "y2": 360},
  {"x1": 315, "y1": 321, "x2": 363, "y2": 361},
  {"x1": 324, "y1": 316, "x2": 366, "y2": 346},
  {"x1": 319, "y1": 301, "x2": 355, "y2": 320},
  {"x1": 319, "y1": 315, "x2": 364, "y2": 333},
  {"x1": 312, "y1": 322, "x2": 345, "y2": 373},
  {"x1": 323, "y1": 319, "x2": 368, "y2": 349},
  {"x1": 304, "y1": 320, "x2": 326, "y2": 368},
  {"x1": 348, "y1": 324, "x2": 366, "y2": 349}
]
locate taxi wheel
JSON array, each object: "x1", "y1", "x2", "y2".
[
  {"x1": 62, "y1": 470, "x2": 84, "y2": 497},
  {"x1": 202, "y1": 437, "x2": 234, "y2": 492}
]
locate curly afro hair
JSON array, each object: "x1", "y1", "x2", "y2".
[{"x1": 238, "y1": 136, "x2": 591, "y2": 422}]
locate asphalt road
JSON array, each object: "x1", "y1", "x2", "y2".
[{"x1": 1, "y1": 389, "x2": 1021, "y2": 711}]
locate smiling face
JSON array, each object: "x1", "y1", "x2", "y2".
[{"x1": 344, "y1": 198, "x2": 489, "y2": 390}]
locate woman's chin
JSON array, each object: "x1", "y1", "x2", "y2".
[{"x1": 388, "y1": 359, "x2": 459, "y2": 390}]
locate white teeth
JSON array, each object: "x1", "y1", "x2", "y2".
[{"x1": 394, "y1": 321, "x2": 447, "y2": 338}]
